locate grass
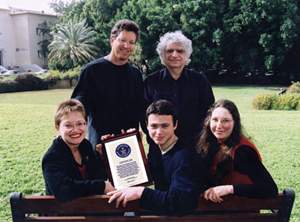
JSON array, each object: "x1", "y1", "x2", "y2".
[{"x1": 0, "y1": 87, "x2": 299, "y2": 221}]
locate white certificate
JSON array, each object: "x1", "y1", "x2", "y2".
[{"x1": 103, "y1": 131, "x2": 151, "y2": 189}]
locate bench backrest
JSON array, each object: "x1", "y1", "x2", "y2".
[{"x1": 10, "y1": 188, "x2": 295, "y2": 222}]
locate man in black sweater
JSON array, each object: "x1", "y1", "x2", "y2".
[
  {"x1": 144, "y1": 31, "x2": 215, "y2": 148},
  {"x1": 71, "y1": 19, "x2": 144, "y2": 149},
  {"x1": 107, "y1": 100, "x2": 202, "y2": 214},
  {"x1": 143, "y1": 31, "x2": 214, "y2": 183}
]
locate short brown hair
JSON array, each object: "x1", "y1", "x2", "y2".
[
  {"x1": 111, "y1": 19, "x2": 139, "y2": 41},
  {"x1": 54, "y1": 99, "x2": 87, "y2": 129},
  {"x1": 146, "y1": 99, "x2": 177, "y2": 126}
]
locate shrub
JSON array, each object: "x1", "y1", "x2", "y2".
[
  {"x1": 45, "y1": 67, "x2": 80, "y2": 81},
  {"x1": 45, "y1": 70, "x2": 61, "y2": 81},
  {"x1": 44, "y1": 67, "x2": 80, "y2": 88},
  {"x1": 15, "y1": 74, "x2": 48, "y2": 91},
  {"x1": 286, "y1": 81, "x2": 300, "y2": 94},
  {"x1": 272, "y1": 94, "x2": 300, "y2": 110},
  {"x1": 253, "y1": 93, "x2": 300, "y2": 110},
  {"x1": 0, "y1": 74, "x2": 48, "y2": 93},
  {"x1": 63, "y1": 66, "x2": 81, "y2": 80},
  {"x1": 252, "y1": 94, "x2": 276, "y2": 110},
  {"x1": 0, "y1": 79, "x2": 18, "y2": 93}
]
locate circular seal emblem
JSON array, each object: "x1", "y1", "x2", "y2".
[{"x1": 115, "y1": 144, "x2": 131, "y2": 158}]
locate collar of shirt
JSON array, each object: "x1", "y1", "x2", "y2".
[
  {"x1": 161, "y1": 137, "x2": 178, "y2": 155},
  {"x1": 162, "y1": 68, "x2": 189, "y2": 81}
]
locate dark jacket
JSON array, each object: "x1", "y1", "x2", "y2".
[
  {"x1": 42, "y1": 137, "x2": 107, "y2": 202},
  {"x1": 144, "y1": 68, "x2": 215, "y2": 147},
  {"x1": 140, "y1": 141, "x2": 200, "y2": 214},
  {"x1": 204, "y1": 137, "x2": 278, "y2": 198}
]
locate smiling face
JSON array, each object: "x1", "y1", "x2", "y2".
[
  {"x1": 210, "y1": 107, "x2": 234, "y2": 143},
  {"x1": 163, "y1": 42, "x2": 188, "y2": 72},
  {"x1": 147, "y1": 114, "x2": 177, "y2": 152},
  {"x1": 110, "y1": 30, "x2": 137, "y2": 65},
  {"x1": 57, "y1": 111, "x2": 87, "y2": 149}
]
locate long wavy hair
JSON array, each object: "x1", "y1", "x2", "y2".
[{"x1": 196, "y1": 99, "x2": 243, "y2": 157}]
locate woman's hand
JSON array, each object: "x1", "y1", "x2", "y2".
[
  {"x1": 203, "y1": 185, "x2": 234, "y2": 203},
  {"x1": 107, "y1": 187, "x2": 145, "y2": 208},
  {"x1": 104, "y1": 181, "x2": 115, "y2": 194}
]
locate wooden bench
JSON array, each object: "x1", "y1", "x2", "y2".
[{"x1": 10, "y1": 188, "x2": 295, "y2": 222}]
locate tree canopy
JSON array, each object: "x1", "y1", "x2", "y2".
[
  {"x1": 48, "y1": 19, "x2": 100, "y2": 70},
  {"x1": 50, "y1": 0, "x2": 300, "y2": 83}
]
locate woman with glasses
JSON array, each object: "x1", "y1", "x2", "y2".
[
  {"x1": 196, "y1": 99, "x2": 278, "y2": 203},
  {"x1": 42, "y1": 99, "x2": 114, "y2": 202}
]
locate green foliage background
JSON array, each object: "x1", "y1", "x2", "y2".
[
  {"x1": 0, "y1": 87, "x2": 299, "y2": 221},
  {"x1": 50, "y1": 0, "x2": 300, "y2": 83}
]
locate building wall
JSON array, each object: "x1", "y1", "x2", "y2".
[
  {"x1": 0, "y1": 8, "x2": 57, "y2": 68},
  {"x1": 0, "y1": 8, "x2": 16, "y2": 67},
  {"x1": 12, "y1": 13, "x2": 31, "y2": 65},
  {"x1": 27, "y1": 14, "x2": 57, "y2": 68}
]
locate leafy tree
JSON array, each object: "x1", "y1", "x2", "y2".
[
  {"x1": 218, "y1": 0, "x2": 300, "y2": 79},
  {"x1": 50, "y1": 0, "x2": 129, "y2": 57},
  {"x1": 80, "y1": 0, "x2": 128, "y2": 55},
  {"x1": 115, "y1": 0, "x2": 182, "y2": 73},
  {"x1": 48, "y1": 19, "x2": 99, "y2": 70},
  {"x1": 48, "y1": 0, "x2": 300, "y2": 83},
  {"x1": 36, "y1": 21, "x2": 54, "y2": 67},
  {"x1": 50, "y1": 0, "x2": 83, "y2": 18}
]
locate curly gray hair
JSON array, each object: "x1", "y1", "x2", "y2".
[{"x1": 156, "y1": 31, "x2": 192, "y2": 65}]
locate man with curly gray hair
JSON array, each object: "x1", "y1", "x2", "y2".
[
  {"x1": 144, "y1": 31, "x2": 215, "y2": 162},
  {"x1": 156, "y1": 30, "x2": 193, "y2": 68}
]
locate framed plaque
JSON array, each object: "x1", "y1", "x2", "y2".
[{"x1": 102, "y1": 131, "x2": 152, "y2": 190}]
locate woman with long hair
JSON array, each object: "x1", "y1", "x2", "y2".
[{"x1": 197, "y1": 99, "x2": 278, "y2": 203}]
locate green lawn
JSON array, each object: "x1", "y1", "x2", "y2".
[{"x1": 0, "y1": 87, "x2": 299, "y2": 221}]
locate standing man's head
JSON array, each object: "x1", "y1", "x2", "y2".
[
  {"x1": 109, "y1": 19, "x2": 139, "y2": 65},
  {"x1": 156, "y1": 31, "x2": 192, "y2": 77},
  {"x1": 146, "y1": 100, "x2": 178, "y2": 151}
]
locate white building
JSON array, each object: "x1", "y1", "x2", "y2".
[{"x1": 0, "y1": 7, "x2": 57, "y2": 68}]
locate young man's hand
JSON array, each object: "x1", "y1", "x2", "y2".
[
  {"x1": 104, "y1": 181, "x2": 115, "y2": 194},
  {"x1": 107, "y1": 187, "x2": 145, "y2": 208},
  {"x1": 95, "y1": 134, "x2": 115, "y2": 155}
]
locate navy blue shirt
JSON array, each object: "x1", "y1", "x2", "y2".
[
  {"x1": 140, "y1": 141, "x2": 200, "y2": 214},
  {"x1": 144, "y1": 68, "x2": 215, "y2": 147},
  {"x1": 71, "y1": 58, "x2": 145, "y2": 148},
  {"x1": 42, "y1": 137, "x2": 107, "y2": 202}
]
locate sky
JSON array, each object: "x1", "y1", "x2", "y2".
[{"x1": 0, "y1": 0, "x2": 72, "y2": 14}]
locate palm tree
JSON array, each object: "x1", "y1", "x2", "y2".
[{"x1": 48, "y1": 19, "x2": 99, "y2": 68}]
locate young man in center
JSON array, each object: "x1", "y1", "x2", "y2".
[{"x1": 107, "y1": 100, "x2": 203, "y2": 214}]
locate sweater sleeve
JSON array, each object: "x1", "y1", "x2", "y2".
[
  {"x1": 71, "y1": 66, "x2": 91, "y2": 113},
  {"x1": 42, "y1": 152, "x2": 106, "y2": 202},
  {"x1": 233, "y1": 145, "x2": 278, "y2": 198},
  {"x1": 139, "y1": 153, "x2": 199, "y2": 214}
]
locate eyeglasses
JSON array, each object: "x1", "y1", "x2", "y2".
[
  {"x1": 61, "y1": 121, "x2": 87, "y2": 130},
  {"x1": 117, "y1": 38, "x2": 136, "y2": 46}
]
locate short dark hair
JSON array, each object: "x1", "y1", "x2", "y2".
[
  {"x1": 111, "y1": 19, "x2": 139, "y2": 41},
  {"x1": 146, "y1": 100, "x2": 177, "y2": 125}
]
